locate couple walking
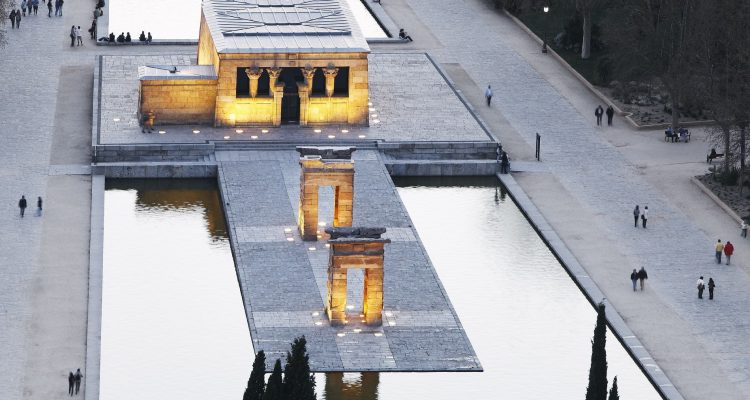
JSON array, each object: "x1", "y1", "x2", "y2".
[
  {"x1": 18, "y1": 195, "x2": 43, "y2": 217},
  {"x1": 633, "y1": 205, "x2": 648, "y2": 228},
  {"x1": 630, "y1": 267, "x2": 648, "y2": 291},
  {"x1": 696, "y1": 276, "x2": 716, "y2": 300},
  {"x1": 67, "y1": 368, "x2": 83, "y2": 395},
  {"x1": 714, "y1": 239, "x2": 734, "y2": 265},
  {"x1": 594, "y1": 105, "x2": 614, "y2": 126}
]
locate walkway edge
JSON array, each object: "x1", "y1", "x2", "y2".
[
  {"x1": 691, "y1": 176, "x2": 743, "y2": 224},
  {"x1": 497, "y1": 172, "x2": 684, "y2": 400},
  {"x1": 84, "y1": 174, "x2": 105, "y2": 400}
]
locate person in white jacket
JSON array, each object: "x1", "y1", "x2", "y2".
[{"x1": 641, "y1": 206, "x2": 649, "y2": 228}]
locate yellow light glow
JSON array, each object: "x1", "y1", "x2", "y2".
[
  {"x1": 286, "y1": 237, "x2": 294, "y2": 242},
  {"x1": 193, "y1": 130, "x2": 200, "y2": 134},
  {"x1": 312, "y1": 312, "x2": 320, "y2": 316},
  {"x1": 389, "y1": 321, "x2": 395, "y2": 326},
  {"x1": 328, "y1": 135, "x2": 336, "y2": 139},
  {"x1": 353, "y1": 328, "x2": 362, "y2": 333},
  {"x1": 261, "y1": 129, "x2": 269, "y2": 133},
  {"x1": 358, "y1": 135, "x2": 366, "y2": 139},
  {"x1": 337, "y1": 333, "x2": 346, "y2": 337},
  {"x1": 229, "y1": 113, "x2": 236, "y2": 121},
  {"x1": 359, "y1": 314, "x2": 365, "y2": 318},
  {"x1": 346, "y1": 305, "x2": 354, "y2": 310},
  {"x1": 371, "y1": 114, "x2": 378, "y2": 118},
  {"x1": 319, "y1": 222, "x2": 327, "y2": 226},
  {"x1": 308, "y1": 247, "x2": 316, "y2": 251},
  {"x1": 369, "y1": 108, "x2": 376, "y2": 112},
  {"x1": 325, "y1": 243, "x2": 330, "y2": 248},
  {"x1": 251, "y1": 135, "x2": 258, "y2": 139},
  {"x1": 314, "y1": 129, "x2": 322, "y2": 133},
  {"x1": 235, "y1": 129, "x2": 244, "y2": 134},
  {"x1": 368, "y1": 102, "x2": 373, "y2": 106},
  {"x1": 224, "y1": 136, "x2": 230, "y2": 139},
  {"x1": 341, "y1": 129, "x2": 349, "y2": 133},
  {"x1": 315, "y1": 321, "x2": 323, "y2": 326},
  {"x1": 385, "y1": 312, "x2": 393, "y2": 317},
  {"x1": 284, "y1": 228, "x2": 292, "y2": 232},
  {"x1": 374, "y1": 332, "x2": 383, "y2": 337},
  {"x1": 113, "y1": 118, "x2": 120, "y2": 122}
]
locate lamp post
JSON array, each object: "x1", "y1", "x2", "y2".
[{"x1": 542, "y1": 5, "x2": 550, "y2": 53}]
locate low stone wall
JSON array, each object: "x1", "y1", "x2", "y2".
[
  {"x1": 385, "y1": 160, "x2": 498, "y2": 176},
  {"x1": 379, "y1": 141, "x2": 498, "y2": 160},
  {"x1": 140, "y1": 79, "x2": 217, "y2": 125},
  {"x1": 92, "y1": 162, "x2": 217, "y2": 178},
  {"x1": 93, "y1": 144, "x2": 214, "y2": 162}
]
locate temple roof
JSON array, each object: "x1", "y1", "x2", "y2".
[{"x1": 202, "y1": 0, "x2": 370, "y2": 54}]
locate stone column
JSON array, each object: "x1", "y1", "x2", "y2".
[
  {"x1": 268, "y1": 67, "x2": 283, "y2": 126},
  {"x1": 267, "y1": 67, "x2": 281, "y2": 88},
  {"x1": 326, "y1": 258, "x2": 348, "y2": 324},
  {"x1": 245, "y1": 66, "x2": 262, "y2": 98},
  {"x1": 364, "y1": 265, "x2": 384, "y2": 325},
  {"x1": 298, "y1": 167, "x2": 319, "y2": 241},
  {"x1": 333, "y1": 182, "x2": 353, "y2": 228},
  {"x1": 324, "y1": 64, "x2": 339, "y2": 97}
]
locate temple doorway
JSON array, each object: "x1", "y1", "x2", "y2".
[{"x1": 280, "y1": 68, "x2": 303, "y2": 124}]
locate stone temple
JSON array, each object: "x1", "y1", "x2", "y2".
[{"x1": 138, "y1": 0, "x2": 370, "y2": 128}]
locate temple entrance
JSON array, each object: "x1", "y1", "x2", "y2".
[{"x1": 280, "y1": 68, "x2": 303, "y2": 124}]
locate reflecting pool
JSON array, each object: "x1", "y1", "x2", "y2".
[
  {"x1": 108, "y1": 0, "x2": 387, "y2": 41},
  {"x1": 101, "y1": 177, "x2": 661, "y2": 400}
]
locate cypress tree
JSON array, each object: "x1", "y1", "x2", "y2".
[
  {"x1": 608, "y1": 376, "x2": 620, "y2": 400},
  {"x1": 282, "y1": 336, "x2": 316, "y2": 400},
  {"x1": 243, "y1": 350, "x2": 266, "y2": 400},
  {"x1": 263, "y1": 359, "x2": 284, "y2": 400},
  {"x1": 585, "y1": 302, "x2": 608, "y2": 400}
]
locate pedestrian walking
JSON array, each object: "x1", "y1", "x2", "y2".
[
  {"x1": 76, "y1": 26, "x2": 83, "y2": 46},
  {"x1": 641, "y1": 205, "x2": 649, "y2": 228},
  {"x1": 638, "y1": 266, "x2": 648, "y2": 290},
  {"x1": 9, "y1": 9, "x2": 16, "y2": 28},
  {"x1": 33, "y1": 0, "x2": 38, "y2": 15},
  {"x1": 18, "y1": 195, "x2": 27, "y2": 217},
  {"x1": 500, "y1": 151, "x2": 509, "y2": 174},
  {"x1": 724, "y1": 241, "x2": 734, "y2": 265},
  {"x1": 54, "y1": 0, "x2": 59, "y2": 16},
  {"x1": 15, "y1": 9, "x2": 21, "y2": 28},
  {"x1": 715, "y1": 239, "x2": 724, "y2": 264},
  {"x1": 69, "y1": 25, "x2": 76, "y2": 47},
  {"x1": 57, "y1": 0, "x2": 63, "y2": 16},
  {"x1": 485, "y1": 85, "x2": 493, "y2": 107},
  {"x1": 47, "y1": 0, "x2": 52, "y2": 17},
  {"x1": 36, "y1": 196, "x2": 42, "y2": 216},
  {"x1": 742, "y1": 221, "x2": 748, "y2": 238},
  {"x1": 708, "y1": 278, "x2": 716, "y2": 300},
  {"x1": 697, "y1": 276, "x2": 705, "y2": 299},
  {"x1": 594, "y1": 105, "x2": 603, "y2": 126},
  {"x1": 68, "y1": 371, "x2": 74, "y2": 396},
  {"x1": 630, "y1": 269, "x2": 638, "y2": 291},
  {"x1": 74, "y1": 368, "x2": 82, "y2": 394},
  {"x1": 21, "y1": 0, "x2": 27, "y2": 16},
  {"x1": 633, "y1": 205, "x2": 640, "y2": 228},
  {"x1": 606, "y1": 105, "x2": 614, "y2": 126}
]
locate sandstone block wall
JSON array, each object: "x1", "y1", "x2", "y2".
[{"x1": 140, "y1": 79, "x2": 217, "y2": 125}]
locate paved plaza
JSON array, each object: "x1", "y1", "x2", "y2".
[
  {"x1": 217, "y1": 149, "x2": 481, "y2": 371},
  {"x1": 96, "y1": 52, "x2": 489, "y2": 144}
]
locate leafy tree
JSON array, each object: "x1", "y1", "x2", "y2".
[
  {"x1": 585, "y1": 302, "x2": 608, "y2": 400},
  {"x1": 283, "y1": 336, "x2": 316, "y2": 400},
  {"x1": 608, "y1": 376, "x2": 620, "y2": 400},
  {"x1": 263, "y1": 359, "x2": 284, "y2": 400},
  {"x1": 244, "y1": 350, "x2": 266, "y2": 400}
]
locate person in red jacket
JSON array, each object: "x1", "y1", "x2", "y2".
[{"x1": 724, "y1": 241, "x2": 734, "y2": 265}]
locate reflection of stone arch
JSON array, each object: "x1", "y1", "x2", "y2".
[
  {"x1": 297, "y1": 147, "x2": 356, "y2": 241},
  {"x1": 324, "y1": 372, "x2": 380, "y2": 400},
  {"x1": 325, "y1": 227, "x2": 389, "y2": 326}
]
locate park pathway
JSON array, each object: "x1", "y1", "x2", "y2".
[{"x1": 376, "y1": 0, "x2": 750, "y2": 398}]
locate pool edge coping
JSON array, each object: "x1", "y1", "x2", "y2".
[{"x1": 84, "y1": 174, "x2": 105, "y2": 400}]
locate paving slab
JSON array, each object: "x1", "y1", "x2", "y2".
[{"x1": 217, "y1": 149, "x2": 481, "y2": 371}]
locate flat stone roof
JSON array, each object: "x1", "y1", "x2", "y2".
[
  {"x1": 138, "y1": 65, "x2": 217, "y2": 80},
  {"x1": 203, "y1": 0, "x2": 370, "y2": 54},
  {"x1": 217, "y1": 149, "x2": 481, "y2": 371}
]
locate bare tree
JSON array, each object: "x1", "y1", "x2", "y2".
[
  {"x1": 575, "y1": 0, "x2": 604, "y2": 59},
  {"x1": 0, "y1": 0, "x2": 12, "y2": 45}
]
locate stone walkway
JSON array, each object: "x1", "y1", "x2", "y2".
[
  {"x1": 377, "y1": 0, "x2": 750, "y2": 398},
  {"x1": 216, "y1": 149, "x2": 480, "y2": 371}
]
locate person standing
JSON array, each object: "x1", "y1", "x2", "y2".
[
  {"x1": 33, "y1": 0, "x2": 38, "y2": 15},
  {"x1": 68, "y1": 371, "x2": 74, "y2": 396},
  {"x1": 500, "y1": 151, "x2": 509, "y2": 174},
  {"x1": 18, "y1": 195, "x2": 27, "y2": 217},
  {"x1": 9, "y1": 9, "x2": 16, "y2": 28},
  {"x1": 74, "y1": 368, "x2": 83, "y2": 394},
  {"x1": 630, "y1": 269, "x2": 638, "y2": 292},
  {"x1": 54, "y1": 0, "x2": 59, "y2": 16},
  {"x1": 637, "y1": 266, "x2": 648, "y2": 290},
  {"x1": 715, "y1": 239, "x2": 724, "y2": 264},
  {"x1": 724, "y1": 241, "x2": 734, "y2": 265},
  {"x1": 485, "y1": 85, "x2": 493, "y2": 107},
  {"x1": 21, "y1": 0, "x2": 27, "y2": 16},
  {"x1": 697, "y1": 276, "x2": 705, "y2": 299},
  {"x1": 606, "y1": 105, "x2": 614, "y2": 126},
  {"x1": 594, "y1": 105, "x2": 603, "y2": 126},
  {"x1": 69, "y1": 25, "x2": 76, "y2": 47},
  {"x1": 642, "y1": 205, "x2": 649, "y2": 228},
  {"x1": 633, "y1": 205, "x2": 640, "y2": 228},
  {"x1": 57, "y1": 0, "x2": 63, "y2": 16},
  {"x1": 36, "y1": 196, "x2": 42, "y2": 216},
  {"x1": 76, "y1": 26, "x2": 83, "y2": 46},
  {"x1": 708, "y1": 278, "x2": 716, "y2": 300},
  {"x1": 47, "y1": 0, "x2": 52, "y2": 17},
  {"x1": 741, "y1": 221, "x2": 748, "y2": 238},
  {"x1": 15, "y1": 9, "x2": 21, "y2": 28}
]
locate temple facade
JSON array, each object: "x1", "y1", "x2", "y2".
[{"x1": 139, "y1": 0, "x2": 370, "y2": 127}]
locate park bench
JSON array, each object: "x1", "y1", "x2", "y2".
[
  {"x1": 665, "y1": 128, "x2": 690, "y2": 142},
  {"x1": 707, "y1": 150, "x2": 724, "y2": 163}
]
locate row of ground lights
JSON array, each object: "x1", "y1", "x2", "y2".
[
  {"x1": 369, "y1": 101, "x2": 380, "y2": 124},
  {"x1": 312, "y1": 128, "x2": 366, "y2": 139},
  {"x1": 311, "y1": 311, "x2": 385, "y2": 337}
]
